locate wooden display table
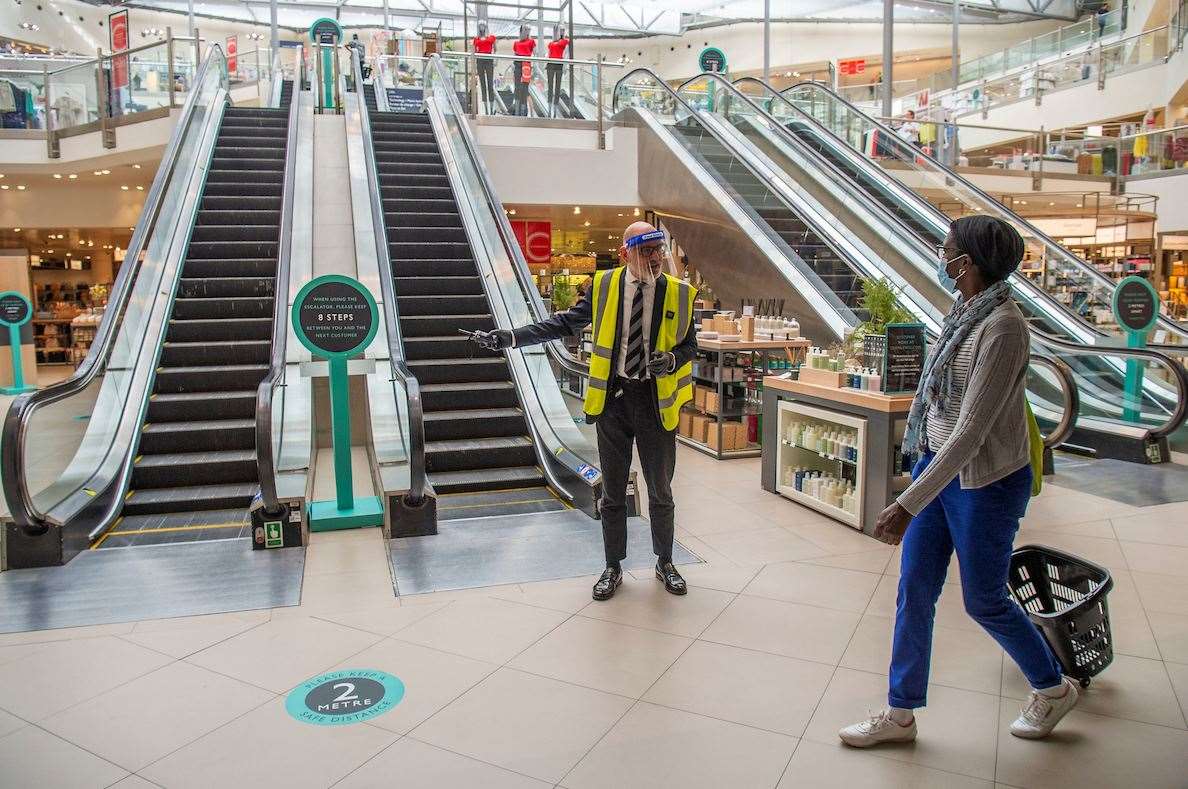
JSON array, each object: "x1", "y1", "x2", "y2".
[{"x1": 761, "y1": 374, "x2": 915, "y2": 535}]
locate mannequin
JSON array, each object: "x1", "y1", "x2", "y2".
[
  {"x1": 473, "y1": 22, "x2": 497, "y2": 114},
  {"x1": 511, "y1": 24, "x2": 535, "y2": 116},
  {"x1": 546, "y1": 24, "x2": 570, "y2": 117}
]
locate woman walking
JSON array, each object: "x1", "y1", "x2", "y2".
[{"x1": 840, "y1": 215, "x2": 1078, "y2": 747}]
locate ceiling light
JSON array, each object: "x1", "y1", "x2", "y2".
[
  {"x1": 102, "y1": 169, "x2": 110, "y2": 175},
  {"x1": 136, "y1": 185, "x2": 144, "y2": 191},
  {"x1": 132, "y1": 164, "x2": 141, "y2": 169},
  {"x1": 1075, "y1": 203, "x2": 1083, "y2": 208},
  {"x1": 53, "y1": 174, "x2": 62, "y2": 179},
  {"x1": 583, "y1": 220, "x2": 590, "y2": 227},
  {"x1": 1019, "y1": 200, "x2": 1028, "y2": 205},
  {"x1": 46, "y1": 249, "x2": 52, "y2": 253},
  {"x1": 68, "y1": 174, "x2": 78, "y2": 179},
  {"x1": 1, "y1": 185, "x2": 9, "y2": 191},
  {"x1": 508, "y1": 209, "x2": 516, "y2": 215},
  {"x1": 792, "y1": 71, "x2": 800, "y2": 78},
  {"x1": 0, "y1": 174, "x2": 4, "y2": 178},
  {"x1": 633, "y1": 208, "x2": 640, "y2": 217},
  {"x1": 617, "y1": 213, "x2": 624, "y2": 217},
  {"x1": 93, "y1": 170, "x2": 103, "y2": 176},
  {"x1": 66, "y1": 252, "x2": 71, "y2": 257},
  {"x1": 784, "y1": 71, "x2": 792, "y2": 77},
  {"x1": 1049, "y1": 202, "x2": 1055, "y2": 206},
  {"x1": 121, "y1": 185, "x2": 129, "y2": 191},
  {"x1": 573, "y1": 206, "x2": 581, "y2": 215},
  {"x1": 16, "y1": 185, "x2": 25, "y2": 190},
  {"x1": 13, "y1": 227, "x2": 20, "y2": 232}
]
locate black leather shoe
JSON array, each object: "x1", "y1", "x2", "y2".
[
  {"x1": 655, "y1": 561, "x2": 687, "y2": 595},
  {"x1": 592, "y1": 566, "x2": 623, "y2": 601}
]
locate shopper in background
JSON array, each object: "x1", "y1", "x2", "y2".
[
  {"x1": 839, "y1": 215, "x2": 1079, "y2": 748},
  {"x1": 467, "y1": 222, "x2": 697, "y2": 601},
  {"x1": 1096, "y1": 3, "x2": 1110, "y2": 38},
  {"x1": 897, "y1": 109, "x2": 921, "y2": 147},
  {"x1": 347, "y1": 34, "x2": 369, "y2": 80}
]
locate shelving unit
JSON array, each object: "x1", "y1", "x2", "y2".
[
  {"x1": 775, "y1": 400, "x2": 865, "y2": 529},
  {"x1": 678, "y1": 337, "x2": 809, "y2": 460},
  {"x1": 32, "y1": 318, "x2": 76, "y2": 367}
]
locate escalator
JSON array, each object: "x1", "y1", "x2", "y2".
[
  {"x1": 92, "y1": 104, "x2": 292, "y2": 548},
  {"x1": 367, "y1": 110, "x2": 568, "y2": 520},
  {"x1": 363, "y1": 82, "x2": 378, "y2": 113},
  {"x1": 279, "y1": 79, "x2": 293, "y2": 109}
]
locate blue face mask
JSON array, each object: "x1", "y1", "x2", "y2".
[{"x1": 936, "y1": 251, "x2": 967, "y2": 293}]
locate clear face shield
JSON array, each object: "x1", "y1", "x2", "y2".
[{"x1": 623, "y1": 230, "x2": 671, "y2": 286}]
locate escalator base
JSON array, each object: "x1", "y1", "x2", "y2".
[
  {"x1": 94, "y1": 508, "x2": 252, "y2": 550},
  {"x1": 388, "y1": 509, "x2": 701, "y2": 595},
  {"x1": 436, "y1": 487, "x2": 568, "y2": 522}
]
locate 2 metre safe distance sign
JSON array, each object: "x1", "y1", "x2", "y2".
[
  {"x1": 1111, "y1": 275, "x2": 1159, "y2": 335},
  {"x1": 285, "y1": 669, "x2": 405, "y2": 726},
  {"x1": 292, "y1": 275, "x2": 378, "y2": 359},
  {"x1": 0, "y1": 292, "x2": 32, "y2": 328}
]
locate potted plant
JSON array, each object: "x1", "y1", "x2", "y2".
[
  {"x1": 850, "y1": 277, "x2": 916, "y2": 364},
  {"x1": 551, "y1": 275, "x2": 576, "y2": 313}
]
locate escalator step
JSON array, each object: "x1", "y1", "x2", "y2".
[
  {"x1": 403, "y1": 335, "x2": 496, "y2": 360},
  {"x1": 177, "y1": 276, "x2": 275, "y2": 299},
  {"x1": 172, "y1": 297, "x2": 273, "y2": 320},
  {"x1": 206, "y1": 169, "x2": 285, "y2": 184},
  {"x1": 389, "y1": 185, "x2": 454, "y2": 200},
  {"x1": 153, "y1": 364, "x2": 269, "y2": 394},
  {"x1": 377, "y1": 162, "x2": 448, "y2": 177},
  {"x1": 139, "y1": 418, "x2": 255, "y2": 454},
  {"x1": 425, "y1": 435, "x2": 537, "y2": 472},
  {"x1": 209, "y1": 157, "x2": 285, "y2": 171},
  {"x1": 166, "y1": 317, "x2": 272, "y2": 343},
  {"x1": 190, "y1": 225, "x2": 279, "y2": 243},
  {"x1": 121, "y1": 483, "x2": 259, "y2": 516},
  {"x1": 389, "y1": 242, "x2": 472, "y2": 260},
  {"x1": 378, "y1": 173, "x2": 449, "y2": 188},
  {"x1": 147, "y1": 390, "x2": 256, "y2": 422},
  {"x1": 186, "y1": 240, "x2": 279, "y2": 259},
  {"x1": 195, "y1": 210, "x2": 282, "y2": 226},
  {"x1": 400, "y1": 313, "x2": 493, "y2": 336},
  {"x1": 201, "y1": 195, "x2": 281, "y2": 211},
  {"x1": 393, "y1": 258, "x2": 477, "y2": 278},
  {"x1": 396, "y1": 276, "x2": 483, "y2": 296},
  {"x1": 383, "y1": 212, "x2": 461, "y2": 230},
  {"x1": 388, "y1": 226, "x2": 468, "y2": 244},
  {"x1": 160, "y1": 340, "x2": 271, "y2": 366},
  {"x1": 420, "y1": 380, "x2": 516, "y2": 410},
  {"x1": 423, "y1": 407, "x2": 528, "y2": 441},
  {"x1": 183, "y1": 258, "x2": 278, "y2": 278},
  {"x1": 131, "y1": 449, "x2": 257, "y2": 490},
  {"x1": 406, "y1": 356, "x2": 509, "y2": 384},
  {"x1": 429, "y1": 466, "x2": 546, "y2": 495},
  {"x1": 396, "y1": 294, "x2": 487, "y2": 315}
]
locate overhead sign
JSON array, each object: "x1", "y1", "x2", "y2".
[
  {"x1": 308, "y1": 17, "x2": 344, "y2": 45},
  {"x1": 882, "y1": 322, "x2": 927, "y2": 394},
  {"x1": 293, "y1": 275, "x2": 378, "y2": 359},
  {"x1": 839, "y1": 58, "x2": 866, "y2": 76},
  {"x1": 1112, "y1": 275, "x2": 1158, "y2": 334},
  {"x1": 109, "y1": 9, "x2": 130, "y2": 91},
  {"x1": 226, "y1": 35, "x2": 238, "y2": 73},
  {"x1": 285, "y1": 669, "x2": 405, "y2": 726},
  {"x1": 698, "y1": 47, "x2": 727, "y2": 73}
]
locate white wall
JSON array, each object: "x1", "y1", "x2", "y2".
[
  {"x1": 1135, "y1": 171, "x2": 1188, "y2": 233},
  {"x1": 583, "y1": 19, "x2": 1062, "y2": 81}
]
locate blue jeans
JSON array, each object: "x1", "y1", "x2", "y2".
[{"x1": 888, "y1": 453, "x2": 1063, "y2": 708}]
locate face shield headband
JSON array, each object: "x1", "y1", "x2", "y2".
[{"x1": 623, "y1": 230, "x2": 669, "y2": 285}]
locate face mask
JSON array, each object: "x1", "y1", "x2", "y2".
[{"x1": 936, "y1": 250, "x2": 967, "y2": 293}]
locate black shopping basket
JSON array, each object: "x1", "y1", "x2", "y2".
[{"x1": 1008, "y1": 544, "x2": 1114, "y2": 688}]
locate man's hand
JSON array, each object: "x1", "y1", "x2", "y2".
[
  {"x1": 470, "y1": 329, "x2": 512, "y2": 351},
  {"x1": 646, "y1": 351, "x2": 675, "y2": 376},
  {"x1": 872, "y1": 502, "x2": 913, "y2": 545}
]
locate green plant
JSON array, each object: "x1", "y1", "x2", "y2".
[
  {"x1": 551, "y1": 276, "x2": 577, "y2": 312},
  {"x1": 850, "y1": 277, "x2": 916, "y2": 353}
]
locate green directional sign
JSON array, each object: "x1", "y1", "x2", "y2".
[
  {"x1": 0, "y1": 291, "x2": 35, "y2": 395},
  {"x1": 698, "y1": 46, "x2": 727, "y2": 73},
  {"x1": 1112, "y1": 275, "x2": 1159, "y2": 424}
]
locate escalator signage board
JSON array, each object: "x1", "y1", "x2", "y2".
[
  {"x1": 292, "y1": 275, "x2": 378, "y2": 359},
  {"x1": 285, "y1": 669, "x2": 405, "y2": 726},
  {"x1": 882, "y1": 322, "x2": 927, "y2": 394},
  {"x1": 388, "y1": 87, "x2": 424, "y2": 113},
  {"x1": 1112, "y1": 275, "x2": 1159, "y2": 334},
  {"x1": 0, "y1": 292, "x2": 32, "y2": 327},
  {"x1": 699, "y1": 47, "x2": 727, "y2": 74}
]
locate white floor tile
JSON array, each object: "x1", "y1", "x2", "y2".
[
  {"x1": 1148, "y1": 610, "x2": 1188, "y2": 663},
  {"x1": 1109, "y1": 510, "x2": 1188, "y2": 547},
  {"x1": 781, "y1": 740, "x2": 993, "y2": 788},
  {"x1": 1120, "y1": 541, "x2": 1188, "y2": 577},
  {"x1": 744, "y1": 561, "x2": 882, "y2": 613},
  {"x1": 1165, "y1": 660, "x2": 1188, "y2": 727},
  {"x1": 643, "y1": 640, "x2": 834, "y2": 736},
  {"x1": 392, "y1": 597, "x2": 569, "y2": 664},
  {"x1": 0, "y1": 724, "x2": 128, "y2": 788},
  {"x1": 411, "y1": 667, "x2": 632, "y2": 783},
  {"x1": 800, "y1": 548, "x2": 895, "y2": 575},
  {"x1": 701, "y1": 594, "x2": 861, "y2": 665},
  {"x1": 121, "y1": 612, "x2": 266, "y2": 659},
  {"x1": 696, "y1": 526, "x2": 831, "y2": 566},
  {"x1": 577, "y1": 579, "x2": 735, "y2": 638},
  {"x1": 495, "y1": 575, "x2": 601, "y2": 613},
  {"x1": 1130, "y1": 570, "x2": 1188, "y2": 616},
  {"x1": 41, "y1": 661, "x2": 274, "y2": 771},
  {"x1": 312, "y1": 601, "x2": 449, "y2": 637},
  {"x1": 561, "y1": 701, "x2": 796, "y2": 789},
  {"x1": 337, "y1": 737, "x2": 551, "y2": 788},
  {"x1": 0, "y1": 707, "x2": 26, "y2": 738}
]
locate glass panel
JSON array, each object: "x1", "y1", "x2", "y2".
[
  {"x1": 0, "y1": 69, "x2": 47, "y2": 130},
  {"x1": 47, "y1": 59, "x2": 100, "y2": 130},
  {"x1": 121, "y1": 42, "x2": 174, "y2": 115},
  {"x1": 20, "y1": 49, "x2": 227, "y2": 519}
]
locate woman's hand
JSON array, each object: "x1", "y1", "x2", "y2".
[{"x1": 873, "y1": 502, "x2": 913, "y2": 545}]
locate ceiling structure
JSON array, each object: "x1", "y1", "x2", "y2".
[{"x1": 86, "y1": 0, "x2": 1080, "y2": 39}]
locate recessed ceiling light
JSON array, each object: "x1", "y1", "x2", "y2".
[
  {"x1": 1075, "y1": 203, "x2": 1083, "y2": 208},
  {"x1": 93, "y1": 170, "x2": 103, "y2": 176},
  {"x1": 68, "y1": 174, "x2": 78, "y2": 179},
  {"x1": 136, "y1": 185, "x2": 144, "y2": 191},
  {"x1": 633, "y1": 208, "x2": 640, "y2": 217},
  {"x1": 13, "y1": 227, "x2": 20, "y2": 232},
  {"x1": 102, "y1": 169, "x2": 110, "y2": 175},
  {"x1": 16, "y1": 185, "x2": 26, "y2": 190},
  {"x1": 583, "y1": 220, "x2": 590, "y2": 227},
  {"x1": 573, "y1": 206, "x2": 581, "y2": 215},
  {"x1": 53, "y1": 173, "x2": 62, "y2": 179},
  {"x1": 1, "y1": 185, "x2": 9, "y2": 190},
  {"x1": 121, "y1": 185, "x2": 129, "y2": 190},
  {"x1": 132, "y1": 164, "x2": 141, "y2": 169}
]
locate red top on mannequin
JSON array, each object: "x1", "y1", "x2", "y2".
[
  {"x1": 546, "y1": 38, "x2": 569, "y2": 59},
  {"x1": 512, "y1": 37, "x2": 536, "y2": 56},
  {"x1": 473, "y1": 35, "x2": 496, "y2": 54}
]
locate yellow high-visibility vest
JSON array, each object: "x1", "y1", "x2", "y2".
[{"x1": 584, "y1": 267, "x2": 695, "y2": 431}]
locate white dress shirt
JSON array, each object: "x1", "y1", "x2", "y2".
[{"x1": 619, "y1": 269, "x2": 654, "y2": 379}]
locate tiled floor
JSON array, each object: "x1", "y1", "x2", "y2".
[{"x1": 1, "y1": 447, "x2": 1187, "y2": 788}]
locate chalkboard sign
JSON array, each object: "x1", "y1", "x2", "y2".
[
  {"x1": 292, "y1": 275, "x2": 377, "y2": 359},
  {"x1": 882, "y1": 323, "x2": 927, "y2": 394},
  {"x1": 1112, "y1": 275, "x2": 1158, "y2": 334},
  {"x1": 387, "y1": 87, "x2": 424, "y2": 113},
  {"x1": 0, "y1": 292, "x2": 32, "y2": 327}
]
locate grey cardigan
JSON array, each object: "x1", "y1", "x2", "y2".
[{"x1": 897, "y1": 299, "x2": 1031, "y2": 516}]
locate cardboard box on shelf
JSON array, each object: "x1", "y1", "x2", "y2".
[
  {"x1": 704, "y1": 388, "x2": 721, "y2": 414},
  {"x1": 728, "y1": 421, "x2": 750, "y2": 450},
  {"x1": 707, "y1": 420, "x2": 749, "y2": 452},
  {"x1": 690, "y1": 414, "x2": 712, "y2": 443},
  {"x1": 679, "y1": 408, "x2": 693, "y2": 437},
  {"x1": 694, "y1": 385, "x2": 710, "y2": 410}
]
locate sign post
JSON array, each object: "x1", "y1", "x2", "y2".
[
  {"x1": 698, "y1": 47, "x2": 727, "y2": 112},
  {"x1": 308, "y1": 18, "x2": 344, "y2": 111},
  {"x1": 1112, "y1": 275, "x2": 1159, "y2": 423},
  {"x1": 292, "y1": 275, "x2": 383, "y2": 530},
  {"x1": 0, "y1": 292, "x2": 35, "y2": 395}
]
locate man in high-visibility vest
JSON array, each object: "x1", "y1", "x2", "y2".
[{"x1": 470, "y1": 223, "x2": 697, "y2": 601}]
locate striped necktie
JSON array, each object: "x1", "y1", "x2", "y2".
[{"x1": 625, "y1": 284, "x2": 646, "y2": 379}]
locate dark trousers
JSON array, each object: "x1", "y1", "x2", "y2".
[
  {"x1": 595, "y1": 380, "x2": 677, "y2": 565},
  {"x1": 546, "y1": 62, "x2": 563, "y2": 113},
  {"x1": 513, "y1": 60, "x2": 530, "y2": 115},
  {"x1": 477, "y1": 58, "x2": 494, "y2": 108}
]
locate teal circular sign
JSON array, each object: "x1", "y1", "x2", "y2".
[
  {"x1": 699, "y1": 47, "x2": 727, "y2": 73},
  {"x1": 0, "y1": 291, "x2": 32, "y2": 328},
  {"x1": 1111, "y1": 275, "x2": 1159, "y2": 334},
  {"x1": 291, "y1": 274, "x2": 378, "y2": 359},
  {"x1": 285, "y1": 669, "x2": 404, "y2": 726},
  {"x1": 309, "y1": 17, "x2": 344, "y2": 44}
]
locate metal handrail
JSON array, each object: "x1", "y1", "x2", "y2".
[
  {"x1": 268, "y1": 49, "x2": 284, "y2": 108},
  {"x1": 769, "y1": 78, "x2": 1188, "y2": 348},
  {"x1": 46, "y1": 37, "x2": 190, "y2": 75},
  {"x1": 1, "y1": 46, "x2": 227, "y2": 535},
  {"x1": 353, "y1": 49, "x2": 427, "y2": 505},
  {"x1": 1028, "y1": 353, "x2": 1079, "y2": 448},
  {"x1": 254, "y1": 75, "x2": 300, "y2": 515}
]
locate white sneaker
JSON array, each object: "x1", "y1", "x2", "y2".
[
  {"x1": 1010, "y1": 677, "x2": 1079, "y2": 739},
  {"x1": 839, "y1": 710, "x2": 918, "y2": 748}
]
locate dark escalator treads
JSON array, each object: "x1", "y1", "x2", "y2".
[{"x1": 93, "y1": 101, "x2": 291, "y2": 549}]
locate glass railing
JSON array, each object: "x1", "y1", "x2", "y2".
[
  {"x1": 2, "y1": 46, "x2": 229, "y2": 532},
  {"x1": 424, "y1": 54, "x2": 602, "y2": 503},
  {"x1": 0, "y1": 68, "x2": 48, "y2": 130}
]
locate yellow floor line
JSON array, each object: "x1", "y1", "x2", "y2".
[
  {"x1": 103, "y1": 522, "x2": 247, "y2": 537},
  {"x1": 90, "y1": 516, "x2": 124, "y2": 549},
  {"x1": 439, "y1": 498, "x2": 555, "y2": 512},
  {"x1": 436, "y1": 485, "x2": 547, "y2": 498}
]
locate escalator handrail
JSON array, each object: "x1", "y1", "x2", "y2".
[
  {"x1": 1027, "y1": 352, "x2": 1080, "y2": 448},
  {"x1": 354, "y1": 49, "x2": 427, "y2": 505},
  {"x1": 268, "y1": 50, "x2": 284, "y2": 108},
  {"x1": 764, "y1": 77, "x2": 1188, "y2": 347},
  {"x1": 1031, "y1": 333, "x2": 1188, "y2": 440},
  {"x1": 1, "y1": 46, "x2": 228, "y2": 534},
  {"x1": 427, "y1": 57, "x2": 588, "y2": 380},
  {"x1": 255, "y1": 78, "x2": 300, "y2": 515}
]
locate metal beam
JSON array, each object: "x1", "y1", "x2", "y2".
[{"x1": 882, "y1": 0, "x2": 893, "y2": 117}]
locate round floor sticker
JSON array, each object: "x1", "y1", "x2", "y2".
[{"x1": 285, "y1": 669, "x2": 404, "y2": 726}]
